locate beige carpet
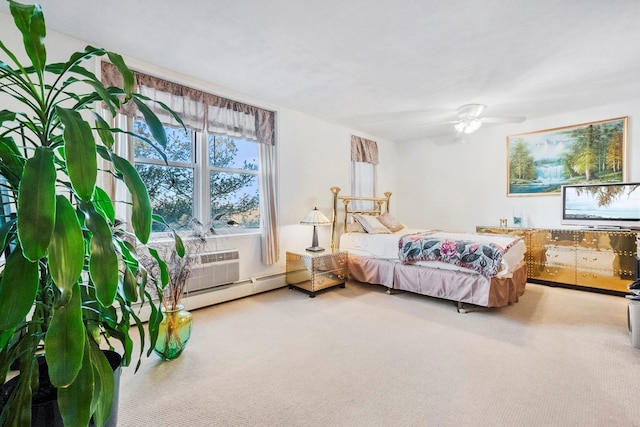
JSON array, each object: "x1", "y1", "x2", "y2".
[{"x1": 117, "y1": 281, "x2": 640, "y2": 427}]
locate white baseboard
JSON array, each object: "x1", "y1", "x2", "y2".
[{"x1": 131, "y1": 273, "x2": 287, "y2": 322}]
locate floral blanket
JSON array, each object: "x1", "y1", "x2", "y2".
[{"x1": 398, "y1": 231, "x2": 521, "y2": 277}]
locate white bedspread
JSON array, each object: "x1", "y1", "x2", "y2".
[{"x1": 339, "y1": 228, "x2": 526, "y2": 278}]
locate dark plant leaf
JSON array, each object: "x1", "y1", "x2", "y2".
[
  {"x1": 96, "y1": 144, "x2": 112, "y2": 162},
  {"x1": 89, "y1": 344, "x2": 116, "y2": 427},
  {"x1": 0, "y1": 136, "x2": 25, "y2": 188},
  {"x1": 46, "y1": 45, "x2": 105, "y2": 79},
  {"x1": 0, "y1": 109, "x2": 17, "y2": 125},
  {"x1": 0, "y1": 347, "x2": 36, "y2": 425},
  {"x1": 121, "y1": 128, "x2": 168, "y2": 164},
  {"x1": 17, "y1": 146, "x2": 56, "y2": 261},
  {"x1": 58, "y1": 338, "x2": 93, "y2": 427},
  {"x1": 133, "y1": 92, "x2": 187, "y2": 130},
  {"x1": 44, "y1": 282, "x2": 86, "y2": 387},
  {"x1": 0, "y1": 246, "x2": 39, "y2": 330},
  {"x1": 174, "y1": 232, "x2": 185, "y2": 258},
  {"x1": 123, "y1": 265, "x2": 139, "y2": 303},
  {"x1": 49, "y1": 195, "x2": 84, "y2": 298},
  {"x1": 143, "y1": 289, "x2": 162, "y2": 359},
  {"x1": 82, "y1": 78, "x2": 117, "y2": 116},
  {"x1": 83, "y1": 204, "x2": 119, "y2": 307},
  {"x1": 110, "y1": 153, "x2": 152, "y2": 244},
  {"x1": 119, "y1": 303, "x2": 142, "y2": 368},
  {"x1": 93, "y1": 186, "x2": 115, "y2": 223},
  {"x1": 148, "y1": 247, "x2": 169, "y2": 287},
  {"x1": 56, "y1": 106, "x2": 97, "y2": 202},
  {"x1": 92, "y1": 112, "x2": 115, "y2": 149},
  {"x1": 106, "y1": 52, "x2": 134, "y2": 98},
  {"x1": 132, "y1": 97, "x2": 168, "y2": 149},
  {"x1": 9, "y1": 1, "x2": 47, "y2": 78},
  {"x1": 0, "y1": 219, "x2": 15, "y2": 251}
]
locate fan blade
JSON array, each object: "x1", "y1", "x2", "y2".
[
  {"x1": 481, "y1": 116, "x2": 526, "y2": 124},
  {"x1": 457, "y1": 104, "x2": 486, "y2": 118},
  {"x1": 419, "y1": 120, "x2": 460, "y2": 127}
]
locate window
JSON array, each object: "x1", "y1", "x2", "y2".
[
  {"x1": 133, "y1": 120, "x2": 260, "y2": 233},
  {"x1": 102, "y1": 61, "x2": 279, "y2": 265},
  {"x1": 350, "y1": 135, "x2": 379, "y2": 211},
  {"x1": 208, "y1": 135, "x2": 259, "y2": 229},
  {"x1": 351, "y1": 161, "x2": 376, "y2": 211}
]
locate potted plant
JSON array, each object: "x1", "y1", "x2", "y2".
[{"x1": 0, "y1": 1, "x2": 184, "y2": 425}]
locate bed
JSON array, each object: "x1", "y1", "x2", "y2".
[{"x1": 329, "y1": 187, "x2": 527, "y2": 311}]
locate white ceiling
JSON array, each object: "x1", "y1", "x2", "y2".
[{"x1": 2, "y1": 0, "x2": 640, "y2": 142}]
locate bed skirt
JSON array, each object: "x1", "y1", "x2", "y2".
[{"x1": 347, "y1": 254, "x2": 527, "y2": 308}]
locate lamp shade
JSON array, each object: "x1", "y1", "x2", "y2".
[{"x1": 300, "y1": 207, "x2": 331, "y2": 226}]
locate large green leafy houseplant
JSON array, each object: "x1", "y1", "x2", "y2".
[{"x1": 0, "y1": 1, "x2": 184, "y2": 426}]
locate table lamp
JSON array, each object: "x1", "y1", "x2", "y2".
[{"x1": 300, "y1": 207, "x2": 331, "y2": 252}]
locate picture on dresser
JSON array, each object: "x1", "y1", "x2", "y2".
[{"x1": 507, "y1": 116, "x2": 627, "y2": 196}]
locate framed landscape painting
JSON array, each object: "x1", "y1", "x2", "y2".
[{"x1": 507, "y1": 117, "x2": 627, "y2": 196}]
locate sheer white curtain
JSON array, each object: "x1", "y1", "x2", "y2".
[
  {"x1": 101, "y1": 62, "x2": 279, "y2": 264},
  {"x1": 259, "y1": 142, "x2": 279, "y2": 264},
  {"x1": 350, "y1": 135, "x2": 378, "y2": 211}
]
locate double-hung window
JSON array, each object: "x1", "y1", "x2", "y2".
[
  {"x1": 208, "y1": 135, "x2": 260, "y2": 230},
  {"x1": 133, "y1": 121, "x2": 260, "y2": 233},
  {"x1": 102, "y1": 62, "x2": 280, "y2": 264}
]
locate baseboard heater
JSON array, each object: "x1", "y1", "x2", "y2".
[{"x1": 187, "y1": 249, "x2": 240, "y2": 293}]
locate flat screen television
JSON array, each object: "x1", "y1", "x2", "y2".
[{"x1": 561, "y1": 182, "x2": 640, "y2": 229}]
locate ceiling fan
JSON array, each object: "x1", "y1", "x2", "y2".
[{"x1": 425, "y1": 103, "x2": 526, "y2": 135}]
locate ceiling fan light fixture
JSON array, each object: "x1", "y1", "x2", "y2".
[{"x1": 455, "y1": 118, "x2": 482, "y2": 134}]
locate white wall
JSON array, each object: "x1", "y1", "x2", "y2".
[
  {"x1": 119, "y1": 60, "x2": 400, "y2": 287},
  {"x1": 278, "y1": 107, "x2": 397, "y2": 262},
  {"x1": 396, "y1": 102, "x2": 638, "y2": 232},
  {"x1": 0, "y1": 15, "x2": 398, "y2": 302}
]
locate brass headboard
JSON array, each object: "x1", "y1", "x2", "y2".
[{"x1": 330, "y1": 187, "x2": 392, "y2": 251}]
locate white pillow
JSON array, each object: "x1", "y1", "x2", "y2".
[{"x1": 354, "y1": 214, "x2": 391, "y2": 234}]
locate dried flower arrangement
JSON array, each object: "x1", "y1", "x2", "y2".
[
  {"x1": 140, "y1": 219, "x2": 213, "y2": 359},
  {"x1": 144, "y1": 219, "x2": 212, "y2": 310}
]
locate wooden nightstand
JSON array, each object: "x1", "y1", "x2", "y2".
[{"x1": 286, "y1": 250, "x2": 348, "y2": 297}]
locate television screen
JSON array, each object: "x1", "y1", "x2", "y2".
[{"x1": 562, "y1": 182, "x2": 640, "y2": 228}]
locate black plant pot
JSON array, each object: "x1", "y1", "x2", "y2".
[{"x1": 0, "y1": 350, "x2": 122, "y2": 427}]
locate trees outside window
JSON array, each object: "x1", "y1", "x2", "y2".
[{"x1": 133, "y1": 120, "x2": 260, "y2": 233}]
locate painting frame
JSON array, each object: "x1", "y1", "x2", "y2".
[{"x1": 507, "y1": 116, "x2": 627, "y2": 196}]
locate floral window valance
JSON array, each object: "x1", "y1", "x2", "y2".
[{"x1": 350, "y1": 135, "x2": 379, "y2": 165}]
